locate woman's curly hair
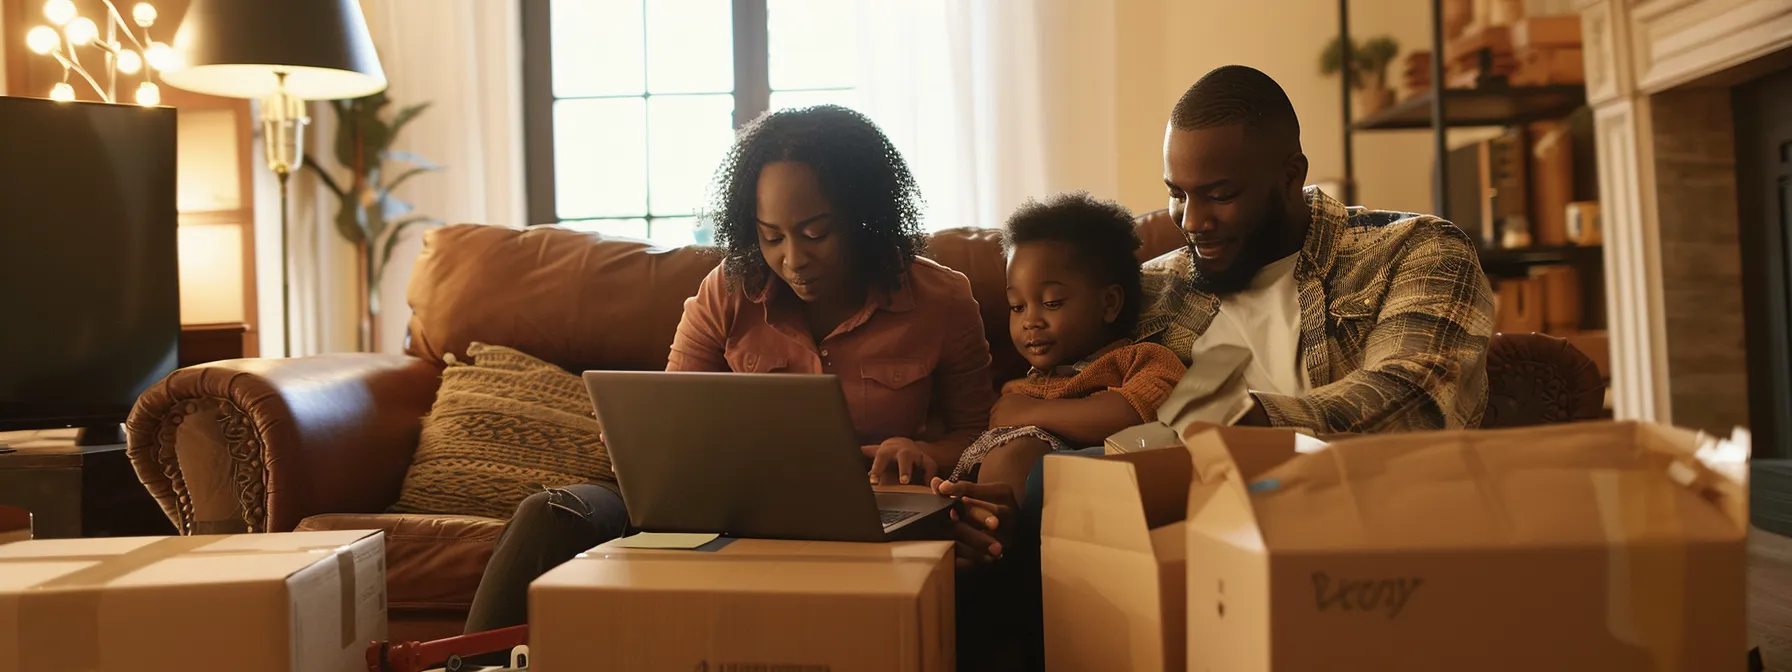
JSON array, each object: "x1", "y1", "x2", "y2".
[{"x1": 707, "y1": 105, "x2": 926, "y2": 295}]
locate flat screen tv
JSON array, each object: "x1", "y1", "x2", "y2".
[{"x1": 0, "y1": 96, "x2": 179, "y2": 444}]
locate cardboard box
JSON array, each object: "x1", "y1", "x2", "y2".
[
  {"x1": 1495, "y1": 276, "x2": 1546, "y2": 334},
  {"x1": 1528, "y1": 120, "x2": 1574, "y2": 246},
  {"x1": 1512, "y1": 15, "x2": 1583, "y2": 50},
  {"x1": 0, "y1": 530, "x2": 386, "y2": 672},
  {"x1": 1045, "y1": 427, "x2": 1305, "y2": 671},
  {"x1": 531, "y1": 538, "x2": 954, "y2": 672},
  {"x1": 1184, "y1": 422, "x2": 1747, "y2": 671}
]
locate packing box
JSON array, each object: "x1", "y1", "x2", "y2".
[
  {"x1": 530, "y1": 537, "x2": 955, "y2": 672},
  {"x1": 0, "y1": 529, "x2": 386, "y2": 672},
  {"x1": 1045, "y1": 426, "x2": 1304, "y2": 671},
  {"x1": 1185, "y1": 421, "x2": 1748, "y2": 671}
]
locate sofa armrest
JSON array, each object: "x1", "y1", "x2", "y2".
[{"x1": 126, "y1": 354, "x2": 441, "y2": 534}]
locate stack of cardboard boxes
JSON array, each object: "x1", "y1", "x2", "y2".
[
  {"x1": 1043, "y1": 422, "x2": 1749, "y2": 671},
  {"x1": 1442, "y1": 15, "x2": 1585, "y2": 88},
  {"x1": 0, "y1": 423, "x2": 1742, "y2": 671}
]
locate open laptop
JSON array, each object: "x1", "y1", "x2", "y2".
[{"x1": 582, "y1": 371, "x2": 953, "y2": 543}]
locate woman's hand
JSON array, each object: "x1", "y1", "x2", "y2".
[
  {"x1": 864, "y1": 437, "x2": 939, "y2": 485},
  {"x1": 932, "y1": 477, "x2": 1017, "y2": 568},
  {"x1": 989, "y1": 393, "x2": 1040, "y2": 428}
]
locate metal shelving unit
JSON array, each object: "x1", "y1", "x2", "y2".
[{"x1": 1337, "y1": 0, "x2": 1588, "y2": 220}]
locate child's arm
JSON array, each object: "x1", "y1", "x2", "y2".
[
  {"x1": 992, "y1": 392, "x2": 1139, "y2": 446},
  {"x1": 992, "y1": 343, "x2": 1187, "y2": 444}
]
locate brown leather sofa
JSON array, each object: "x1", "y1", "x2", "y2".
[{"x1": 124, "y1": 211, "x2": 1602, "y2": 642}]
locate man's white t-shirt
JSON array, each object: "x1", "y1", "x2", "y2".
[{"x1": 1186, "y1": 252, "x2": 1310, "y2": 423}]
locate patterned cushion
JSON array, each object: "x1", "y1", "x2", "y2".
[{"x1": 389, "y1": 342, "x2": 614, "y2": 519}]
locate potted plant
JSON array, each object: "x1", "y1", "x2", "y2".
[
  {"x1": 305, "y1": 92, "x2": 443, "y2": 352},
  {"x1": 1321, "y1": 35, "x2": 1401, "y2": 115}
]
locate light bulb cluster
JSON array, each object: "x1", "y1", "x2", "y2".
[{"x1": 25, "y1": 0, "x2": 168, "y2": 106}]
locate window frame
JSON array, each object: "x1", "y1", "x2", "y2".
[{"x1": 521, "y1": 0, "x2": 773, "y2": 231}]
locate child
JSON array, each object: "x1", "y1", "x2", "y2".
[{"x1": 946, "y1": 192, "x2": 1185, "y2": 491}]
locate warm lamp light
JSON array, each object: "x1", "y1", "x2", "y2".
[
  {"x1": 135, "y1": 81, "x2": 160, "y2": 106},
  {"x1": 26, "y1": 26, "x2": 59, "y2": 54},
  {"x1": 144, "y1": 41, "x2": 177, "y2": 71},
  {"x1": 43, "y1": 0, "x2": 75, "y2": 25},
  {"x1": 24, "y1": 1, "x2": 166, "y2": 104},
  {"x1": 49, "y1": 82, "x2": 75, "y2": 101},
  {"x1": 160, "y1": 0, "x2": 387, "y2": 356},
  {"x1": 132, "y1": 2, "x2": 156, "y2": 27},
  {"x1": 64, "y1": 16, "x2": 98, "y2": 45}
]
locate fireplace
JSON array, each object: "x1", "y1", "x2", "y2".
[
  {"x1": 1736, "y1": 69, "x2": 1792, "y2": 460},
  {"x1": 1577, "y1": 0, "x2": 1792, "y2": 456}
]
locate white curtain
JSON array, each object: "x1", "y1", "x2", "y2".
[
  {"x1": 360, "y1": 0, "x2": 526, "y2": 354},
  {"x1": 260, "y1": 0, "x2": 526, "y2": 357},
  {"x1": 855, "y1": 0, "x2": 1120, "y2": 232}
]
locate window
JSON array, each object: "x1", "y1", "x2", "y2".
[{"x1": 523, "y1": 0, "x2": 860, "y2": 247}]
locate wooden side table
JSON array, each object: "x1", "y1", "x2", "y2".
[{"x1": 0, "y1": 429, "x2": 174, "y2": 539}]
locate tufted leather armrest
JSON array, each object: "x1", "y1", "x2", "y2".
[
  {"x1": 1483, "y1": 332, "x2": 1606, "y2": 428},
  {"x1": 125, "y1": 354, "x2": 442, "y2": 534}
]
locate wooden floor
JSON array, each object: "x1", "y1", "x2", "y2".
[{"x1": 1752, "y1": 528, "x2": 1792, "y2": 670}]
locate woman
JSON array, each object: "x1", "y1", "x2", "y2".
[{"x1": 464, "y1": 105, "x2": 995, "y2": 633}]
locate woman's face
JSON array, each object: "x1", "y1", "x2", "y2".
[{"x1": 755, "y1": 161, "x2": 857, "y2": 306}]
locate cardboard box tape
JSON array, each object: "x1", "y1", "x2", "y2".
[{"x1": 0, "y1": 532, "x2": 377, "y2": 671}]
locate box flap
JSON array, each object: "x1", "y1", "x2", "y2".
[
  {"x1": 1041, "y1": 448, "x2": 1190, "y2": 554},
  {"x1": 1242, "y1": 422, "x2": 1748, "y2": 552},
  {"x1": 1183, "y1": 426, "x2": 1303, "y2": 485},
  {"x1": 553, "y1": 540, "x2": 952, "y2": 598}
]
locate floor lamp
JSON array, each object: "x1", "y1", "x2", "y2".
[{"x1": 159, "y1": 0, "x2": 386, "y2": 357}]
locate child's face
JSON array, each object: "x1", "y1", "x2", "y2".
[{"x1": 1005, "y1": 241, "x2": 1124, "y2": 371}]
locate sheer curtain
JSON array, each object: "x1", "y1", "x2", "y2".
[{"x1": 854, "y1": 0, "x2": 1120, "y2": 232}]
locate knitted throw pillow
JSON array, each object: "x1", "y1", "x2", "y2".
[{"x1": 389, "y1": 342, "x2": 615, "y2": 519}]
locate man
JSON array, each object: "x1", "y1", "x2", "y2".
[
  {"x1": 1139, "y1": 63, "x2": 1493, "y2": 434},
  {"x1": 937, "y1": 64, "x2": 1495, "y2": 668}
]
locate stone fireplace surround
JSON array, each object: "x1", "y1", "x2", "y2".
[{"x1": 1579, "y1": 0, "x2": 1791, "y2": 445}]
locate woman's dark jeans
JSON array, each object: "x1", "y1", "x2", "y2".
[{"x1": 463, "y1": 482, "x2": 630, "y2": 633}]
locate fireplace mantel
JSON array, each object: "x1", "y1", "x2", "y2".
[{"x1": 1577, "y1": 0, "x2": 1792, "y2": 422}]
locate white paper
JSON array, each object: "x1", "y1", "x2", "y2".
[{"x1": 608, "y1": 532, "x2": 721, "y2": 550}]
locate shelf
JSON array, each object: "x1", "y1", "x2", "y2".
[
  {"x1": 1476, "y1": 244, "x2": 1601, "y2": 270},
  {"x1": 1350, "y1": 85, "x2": 1588, "y2": 131}
]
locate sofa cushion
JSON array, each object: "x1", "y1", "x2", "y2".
[
  {"x1": 294, "y1": 512, "x2": 505, "y2": 612},
  {"x1": 407, "y1": 225, "x2": 723, "y2": 373},
  {"x1": 389, "y1": 342, "x2": 614, "y2": 519},
  {"x1": 407, "y1": 216, "x2": 1186, "y2": 386}
]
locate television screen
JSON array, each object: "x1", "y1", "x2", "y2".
[{"x1": 0, "y1": 96, "x2": 179, "y2": 433}]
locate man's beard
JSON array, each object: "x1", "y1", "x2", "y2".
[{"x1": 1186, "y1": 191, "x2": 1290, "y2": 295}]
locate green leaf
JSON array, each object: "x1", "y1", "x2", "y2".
[
  {"x1": 1361, "y1": 36, "x2": 1400, "y2": 78},
  {"x1": 389, "y1": 102, "x2": 432, "y2": 139},
  {"x1": 1320, "y1": 35, "x2": 1351, "y2": 77},
  {"x1": 303, "y1": 161, "x2": 346, "y2": 199},
  {"x1": 379, "y1": 194, "x2": 415, "y2": 220},
  {"x1": 335, "y1": 201, "x2": 367, "y2": 245},
  {"x1": 384, "y1": 165, "x2": 441, "y2": 196},
  {"x1": 375, "y1": 215, "x2": 442, "y2": 285},
  {"x1": 385, "y1": 151, "x2": 442, "y2": 172}
]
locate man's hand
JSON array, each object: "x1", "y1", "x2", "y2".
[
  {"x1": 864, "y1": 438, "x2": 938, "y2": 485},
  {"x1": 989, "y1": 393, "x2": 1040, "y2": 428},
  {"x1": 933, "y1": 477, "x2": 1017, "y2": 568}
]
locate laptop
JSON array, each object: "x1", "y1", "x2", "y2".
[{"x1": 582, "y1": 371, "x2": 953, "y2": 543}]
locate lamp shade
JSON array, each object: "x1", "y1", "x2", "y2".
[{"x1": 159, "y1": 0, "x2": 386, "y2": 101}]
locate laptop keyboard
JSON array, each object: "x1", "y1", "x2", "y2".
[{"x1": 880, "y1": 509, "x2": 921, "y2": 527}]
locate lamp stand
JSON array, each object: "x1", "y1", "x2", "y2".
[{"x1": 262, "y1": 72, "x2": 308, "y2": 357}]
